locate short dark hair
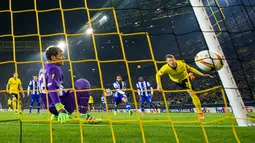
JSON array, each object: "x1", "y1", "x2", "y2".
[
  {"x1": 116, "y1": 74, "x2": 122, "y2": 77},
  {"x1": 165, "y1": 54, "x2": 174, "y2": 60},
  {"x1": 45, "y1": 46, "x2": 61, "y2": 60}
]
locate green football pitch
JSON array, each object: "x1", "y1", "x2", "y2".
[{"x1": 0, "y1": 111, "x2": 254, "y2": 143}]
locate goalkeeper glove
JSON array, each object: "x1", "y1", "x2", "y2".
[{"x1": 55, "y1": 103, "x2": 70, "y2": 123}]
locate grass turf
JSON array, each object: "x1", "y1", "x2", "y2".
[{"x1": 0, "y1": 111, "x2": 255, "y2": 143}]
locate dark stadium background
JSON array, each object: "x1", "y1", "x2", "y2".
[{"x1": 0, "y1": 0, "x2": 254, "y2": 109}]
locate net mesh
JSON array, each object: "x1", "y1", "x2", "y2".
[{"x1": 0, "y1": 0, "x2": 255, "y2": 143}]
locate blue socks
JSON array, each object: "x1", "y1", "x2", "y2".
[
  {"x1": 125, "y1": 102, "x2": 131, "y2": 111},
  {"x1": 114, "y1": 105, "x2": 117, "y2": 111},
  {"x1": 140, "y1": 104, "x2": 145, "y2": 112},
  {"x1": 29, "y1": 101, "x2": 40, "y2": 113}
]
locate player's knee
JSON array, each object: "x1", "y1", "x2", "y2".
[
  {"x1": 122, "y1": 98, "x2": 127, "y2": 102},
  {"x1": 75, "y1": 78, "x2": 91, "y2": 90}
]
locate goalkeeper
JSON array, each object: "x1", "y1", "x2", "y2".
[{"x1": 39, "y1": 46, "x2": 97, "y2": 123}]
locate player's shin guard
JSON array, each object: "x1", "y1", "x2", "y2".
[
  {"x1": 13, "y1": 102, "x2": 17, "y2": 113},
  {"x1": 114, "y1": 105, "x2": 118, "y2": 111},
  {"x1": 29, "y1": 106, "x2": 32, "y2": 113},
  {"x1": 29, "y1": 101, "x2": 34, "y2": 113},
  {"x1": 140, "y1": 104, "x2": 145, "y2": 112},
  {"x1": 191, "y1": 95, "x2": 202, "y2": 114},
  {"x1": 75, "y1": 78, "x2": 90, "y2": 114},
  {"x1": 149, "y1": 103, "x2": 157, "y2": 110},
  {"x1": 37, "y1": 102, "x2": 40, "y2": 113},
  {"x1": 125, "y1": 102, "x2": 131, "y2": 111}
]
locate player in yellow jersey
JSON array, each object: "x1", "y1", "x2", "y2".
[
  {"x1": 88, "y1": 95, "x2": 94, "y2": 111},
  {"x1": 6, "y1": 73, "x2": 25, "y2": 113},
  {"x1": 7, "y1": 98, "x2": 12, "y2": 111},
  {"x1": 156, "y1": 54, "x2": 213, "y2": 119}
]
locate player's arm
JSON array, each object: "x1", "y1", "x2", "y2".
[
  {"x1": 47, "y1": 67, "x2": 65, "y2": 112},
  {"x1": 123, "y1": 82, "x2": 127, "y2": 92},
  {"x1": 186, "y1": 64, "x2": 213, "y2": 78},
  {"x1": 27, "y1": 81, "x2": 32, "y2": 96},
  {"x1": 136, "y1": 83, "x2": 141, "y2": 96},
  {"x1": 147, "y1": 81, "x2": 153, "y2": 95},
  {"x1": 113, "y1": 83, "x2": 125, "y2": 94},
  {"x1": 156, "y1": 65, "x2": 167, "y2": 91},
  {"x1": 47, "y1": 67, "x2": 70, "y2": 123},
  {"x1": 18, "y1": 80, "x2": 25, "y2": 98},
  {"x1": 6, "y1": 79, "x2": 11, "y2": 93},
  {"x1": 105, "y1": 88, "x2": 112, "y2": 96}
]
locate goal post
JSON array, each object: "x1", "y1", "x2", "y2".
[{"x1": 189, "y1": 0, "x2": 250, "y2": 126}]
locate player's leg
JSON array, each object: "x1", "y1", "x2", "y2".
[
  {"x1": 121, "y1": 95, "x2": 132, "y2": 116},
  {"x1": 89, "y1": 103, "x2": 94, "y2": 111},
  {"x1": 8, "y1": 104, "x2": 11, "y2": 111},
  {"x1": 113, "y1": 97, "x2": 119, "y2": 115},
  {"x1": 36, "y1": 95, "x2": 41, "y2": 114},
  {"x1": 146, "y1": 96, "x2": 157, "y2": 114},
  {"x1": 88, "y1": 103, "x2": 91, "y2": 111},
  {"x1": 40, "y1": 93, "x2": 59, "y2": 120},
  {"x1": 92, "y1": 103, "x2": 94, "y2": 111},
  {"x1": 181, "y1": 79, "x2": 203, "y2": 119},
  {"x1": 103, "y1": 103, "x2": 106, "y2": 112},
  {"x1": 140, "y1": 97, "x2": 145, "y2": 115},
  {"x1": 12, "y1": 96, "x2": 17, "y2": 113},
  {"x1": 11, "y1": 94, "x2": 17, "y2": 113},
  {"x1": 29, "y1": 94, "x2": 35, "y2": 114},
  {"x1": 74, "y1": 78, "x2": 90, "y2": 114},
  {"x1": 17, "y1": 93, "x2": 22, "y2": 113},
  {"x1": 74, "y1": 78, "x2": 98, "y2": 123},
  {"x1": 52, "y1": 78, "x2": 90, "y2": 115},
  {"x1": 188, "y1": 90, "x2": 203, "y2": 119},
  {"x1": 43, "y1": 78, "x2": 95, "y2": 122}
]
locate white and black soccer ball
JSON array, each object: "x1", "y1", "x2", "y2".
[{"x1": 195, "y1": 50, "x2": 224, "y2": 72}]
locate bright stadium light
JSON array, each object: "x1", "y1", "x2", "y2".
[
  {"x1": 99, "y1": 15, "x2": 108, "y2": 25},
  {"x1": 99, "y1": 15, "x2": 107, "y2": 23},
  {"x1": 86, "y1": 28, "x2": 93, "y2": 34},
  {"x1": 57, "y1": 41, "x2": 66, "y2": 51}
]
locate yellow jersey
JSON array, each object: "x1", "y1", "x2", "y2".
[
  {"x1": 156, "y1": 60, "x2": 203, "y2": 83},
  {"x1": 88, "y1": 96, "x2": 94, "y2": 104},
  {"x1": 7, "y1": 77, "x2": 22, "y2": 94},
  {"x1": 8, "y1": 99, "x2": 12, "y2": 105}
]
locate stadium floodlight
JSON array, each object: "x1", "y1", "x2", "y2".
[
  {"x1": 57, "y1": 41, "x2": 66, "y2": 51},
  {"x1": 99, "y1": 15, "x2": 108, "y2": 25},
  {"x1": 86, "y1": 28, "x2": 93, "y2": 34},
  {"x1": 99, "y1": 15, "x2": 107, "y2": 22}
]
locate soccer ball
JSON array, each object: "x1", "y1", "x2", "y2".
[{"x1": 195, "y1": 50, "x2": 224, "y2": 72}]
